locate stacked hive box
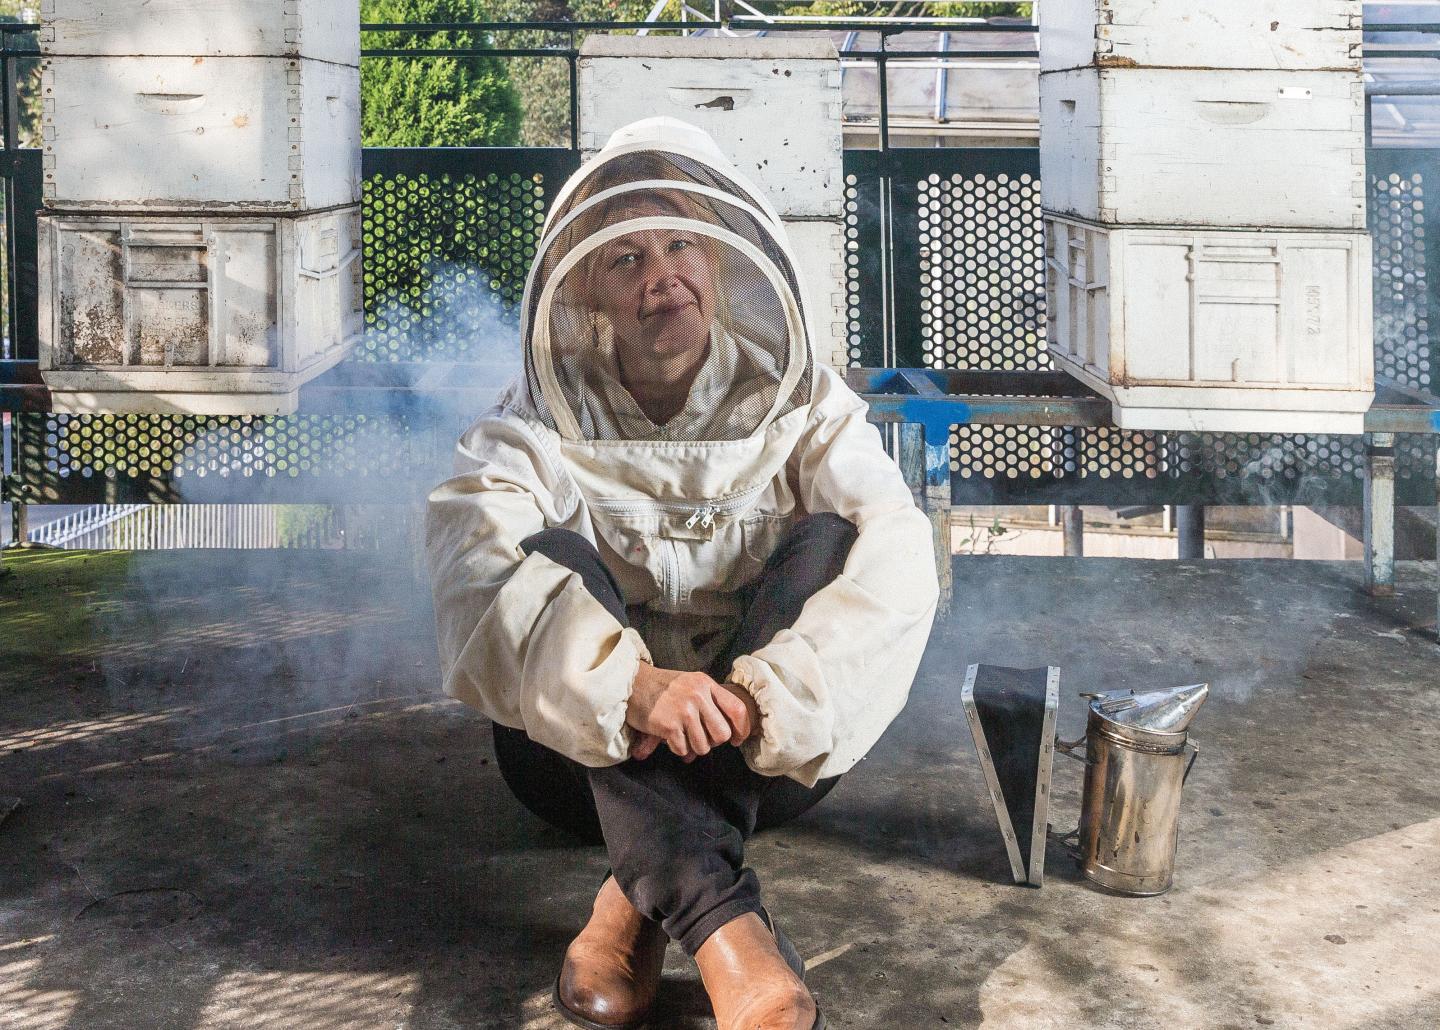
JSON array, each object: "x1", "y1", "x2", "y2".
[
  {"x1": 578, "y1": 37, "x2": 849, "y2": 369},
  {"x1": 1039, "y1": 0, "x2": 1373, "y2": 433},
  {"x1": 37, "y1": 0, "x2": 363, "y2": 415}
]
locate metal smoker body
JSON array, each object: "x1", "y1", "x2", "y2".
[{"x1": 1069, "y1": 684, "x2": 1209, "y2": 896}]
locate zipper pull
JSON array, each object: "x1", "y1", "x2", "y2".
[
  {"x1": 685, "y1": 508, "x2": 703, "y2": 529},
  {"x1": 700, "y1": 507, "x2": 716, "y2": 529}
]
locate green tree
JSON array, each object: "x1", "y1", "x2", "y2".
[
  {"x1": 485, "y1": 0, "x2": 682, "y2": 148},
  {"x1": 781, "y1": 1, "x2": 1031, "y2": 18},
  {"x1": 360, "y1": 0, "x2": 526, "y2": 358},
  {"x1": 0, "y1": 3, "x2": 41, "y2": 148},
  {"x1": 361, "y1": 0, "x2": 523, "y2": 147}
]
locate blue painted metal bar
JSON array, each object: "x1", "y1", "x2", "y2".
[
  {"x1": 850, "y1": 369, "x2": 1440, "y2": 437},
  {"x1": 895, "y1": 370, "x2": 951, "y2": 488}
]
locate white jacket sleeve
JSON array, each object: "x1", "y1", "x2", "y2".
[
  {"x1": 425, "y1": 403, "x2": 650, "y2": 767},
  {"x1": 727, "y1": 367, "x2": 940, "y2": 786}
]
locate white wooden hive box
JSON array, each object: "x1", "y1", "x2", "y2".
[
  {"x1": 1044, "y1": 214, "x2": 1374, "y2": 434},
  {"x1": 578, "y1": 36, "x2": 844, "y2": 220},
  {"x1": 43, "y1": 55, "x2": 361, "y2": 212},
  {"x1": 1039, "y1": 67, "x2": 1366, "y2": 230},
  {"x1": 42, "y1": 0, "x2": 360, "y2": 66},
  {"x1": 1039, "y1": 0, "x2": 1362, "y2": 73},
  {"x1": 37, "y1": 208, "x2": 362, "y2": 415}
]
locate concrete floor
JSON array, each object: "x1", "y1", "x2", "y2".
[{"x1": 2, "y1": 548, "x2": 1439, "y2": 1029}]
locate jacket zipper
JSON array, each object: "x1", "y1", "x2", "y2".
[
  {"x1": 660, "y1": 538, "x2": 682, "y2": 609},
  {"x1": 589, "y1": 486, "x2": 766, "y2": 610},
  {"x1": 589, "y1": 484, "x2": 766, "y2": 524},
  {"x1": 684, "y1": 506, "x2": 716, "y2": 530}
]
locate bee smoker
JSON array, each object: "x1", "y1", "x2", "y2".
[
  {"x1": 964, "y1": 666, "x2": 1208, "y2": 896},
  {"x1": 1060, "y1": 684, "x2": 1209, "y2": 896}
]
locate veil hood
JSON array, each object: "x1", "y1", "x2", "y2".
[{"x1": 520, "y1": 118, "x2": 816, "y2": 455}]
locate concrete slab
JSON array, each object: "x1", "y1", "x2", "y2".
[{"x1": 2, "y1": 549, "x2": 1439, "y2": 1029}]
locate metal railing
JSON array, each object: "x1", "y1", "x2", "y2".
[
  {"x1": 0, "y1": 21, "x2": 39, "y2": 363},
  {"x1": 355, "y1": 10, "x2": 1039, "y2": 151}
]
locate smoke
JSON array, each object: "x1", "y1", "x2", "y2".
[
  {"x1": 364, "y1": 260, "x2": 524, "y2": 392},
  {"x1": 89, "y1": 260, "x2": 522, "y2": 757}
]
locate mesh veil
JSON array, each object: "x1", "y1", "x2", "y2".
[{"x1": 523, "y1": 147, "x2": 813, "y2": 443}]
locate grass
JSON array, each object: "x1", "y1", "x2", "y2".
[{"x1": 0, "y1": 549, "x2": 135, "y2": 662}]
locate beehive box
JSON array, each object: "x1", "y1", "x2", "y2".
[
  {"x1": 1039, "y1": 67, "x2": 1366, "y2": 229},
  {"x1": 578, "y1": 35, "x2": 847, "y2": 365},
  {"x1": 780, "y1": 219, "x2": 849, "y2": 369},
  {"x1": 37, "y1": 207, "x2": 362, "y2": 415},
  {"x1": 42, "y1": 55, "x2": 361, "y2": 211},
  {"x1": 578, "y1": 36, "x2": 844, "y2": 220},
  {"x1": 42, "y1": 0, "x2": 360, "y2": 66},
  {"x1": 1044, "y1": 214, "x2": 1373, "y2": 433},
  {"x1": 1039, "y1": 0, "x2": 1362, "y2": 73}
]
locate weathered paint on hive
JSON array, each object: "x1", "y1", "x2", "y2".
[
  {"x1": 58, "y1": 229, "x2": 125, "y2": 365},
  {"x1": 42, "y1": 0, "x2": 361, "y2": 66},
  {"x1": 1040, "y1": 0, "x2": 1362, "y2": 73},
  {"x1": 134, "y1": 289, "x2": 209, "y2": 366},
  {"x1": 38, "y1": 209, "x2": 362, "y2": 414},
  {"x1": 129, "y1": 246, "x2": 208, "y2": 284}
]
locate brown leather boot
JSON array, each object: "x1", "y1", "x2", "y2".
[
  {"x1": 694, "y1": 911, "x2": 822, "y2": 1030},
  {"x1": 554, "y1": 876, "x2": 669, "y2": 1030}
]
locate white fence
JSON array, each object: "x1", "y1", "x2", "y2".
[
  {"x1": 8, "y1": 503, "x2": 420, "y2": 551},
  {"x1": 26, "y1": 504, "x2": 283, "y2": 550}
]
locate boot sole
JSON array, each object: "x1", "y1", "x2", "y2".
[
  {"x1": 553, "y1": 972, "x2": 823, "y2": 1030},
  {"x1": 552, "y1": 975, "x2": 652, "y2": 1030}
]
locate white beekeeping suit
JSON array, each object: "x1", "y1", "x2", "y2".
[{"x1": 426, "y1": 117, "x2": 939, "y2": 787}]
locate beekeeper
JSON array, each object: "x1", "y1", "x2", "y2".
[{"x1": 426, "y1": 117, "x2": 938, "y2": 1030}]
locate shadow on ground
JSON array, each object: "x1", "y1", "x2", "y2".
[{"x1": 2, "y1": 549, "x2": 1439, "y2": 1028}]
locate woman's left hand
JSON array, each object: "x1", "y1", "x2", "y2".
[{"x1": 627, "y1": 684, "x2": 759, "y2": 761}]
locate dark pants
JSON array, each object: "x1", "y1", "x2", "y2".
[{"x1": 492, "y1": 512, "x2": 856, "y2": 955}]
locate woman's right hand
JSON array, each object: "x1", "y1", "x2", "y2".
[{"x1": 627, "y1": 662, "x2": 751, "y2": 761}]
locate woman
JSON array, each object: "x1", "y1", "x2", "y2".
[{"x1": 426, "y1": 118, "x2": 938, "y2": 1030}]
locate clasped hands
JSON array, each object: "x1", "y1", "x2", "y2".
[{"x1": 626, "y1": 662, "x2": 762, "y2": 762}]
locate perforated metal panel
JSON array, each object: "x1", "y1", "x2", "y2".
[
  {"x1": 916, "y1": 167, "x2": 1048, "y2": 372},
  {"x1": 843, "y1": 151, "x2": 886, "y2": 369},
  {"x1": 843, "y1": 149, "x2": 1048, "y2": 372},
  {"x1": 8, "y1": 411, "x2": 451, "y2": 504},
  {"x1": 952, "y1": 427, "x2": 1310, "y2": 504},
  {"x1": 946, "y1": 425, "x2": 1434, "y2": 506},
  {"x1": 360, "y1": 148, "x2": 579, "y2": 363},
  {"x1": 1370, "y1": 156, "x2": 1435, "y2": 393},
  {"x1": 842, "y1": 168, "x2": 869, "y2": 367}
]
